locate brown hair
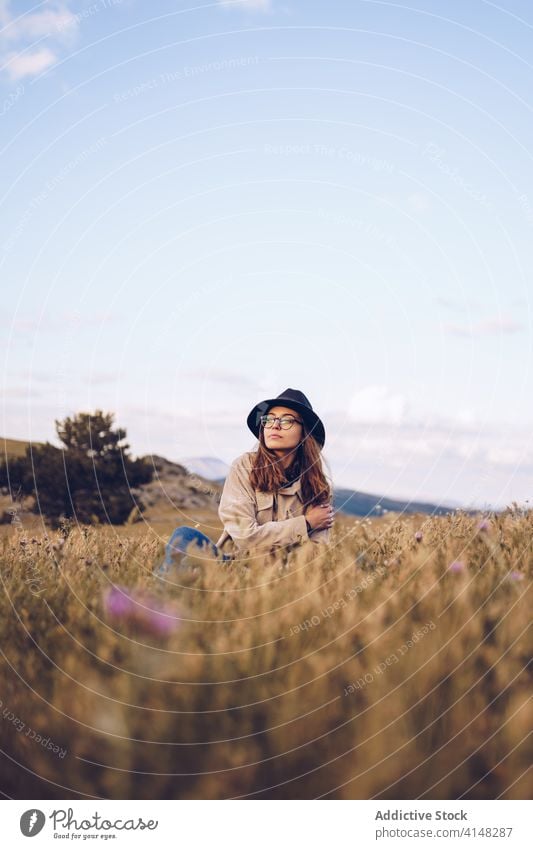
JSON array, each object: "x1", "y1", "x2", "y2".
[{"x1": 249, "y1": 421, "x2": 332, "y2": 508}]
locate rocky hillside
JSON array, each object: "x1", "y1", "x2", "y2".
[{"x1": 140, "y1": 455, "x2": 222, "y2": 512}]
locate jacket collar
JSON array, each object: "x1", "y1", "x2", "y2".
[
  {"x1": 278, "y1": 477, "x2": 303, "y2": 502},
  {"x1": 279, "y1": 478, "x2": 302, "y2": 496}
]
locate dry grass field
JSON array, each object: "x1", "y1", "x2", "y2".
[{"x1": 0, "y1": 506, "x2": 531, "y2": 800}]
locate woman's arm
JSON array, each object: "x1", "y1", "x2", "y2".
[
  {"x1": 305, "y1": 499, "x2": 334, "y2": 545},
  {"x1": 218, "y1": 458, "x2": 309, "y2": 552},
  {"x1": 308, "y1": 525, "x2": 332, "y2": 545}
]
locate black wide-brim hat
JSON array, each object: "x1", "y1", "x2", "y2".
[{"x1": 247, "y1": 387, "x2": 326, "y2": 449}]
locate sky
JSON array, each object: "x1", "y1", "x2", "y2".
[{"x1": 1, "y1": 0, "x2": 532, "y2": 510}]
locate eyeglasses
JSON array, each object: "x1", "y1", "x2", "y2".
[{"x1": 260, "y1": 415, "x2": 303, "y2": 430}]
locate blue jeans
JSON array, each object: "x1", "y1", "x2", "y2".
[{"x1": 156, "y1": 526, "x2": 231, "y2": 575}]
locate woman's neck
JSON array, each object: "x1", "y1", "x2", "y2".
[
  {"x1": 271, "y1": 448, "x2": 298, "y2": 471},
  {"x1": 283, "y1": 457, "x2": 300, "y2": 479}
]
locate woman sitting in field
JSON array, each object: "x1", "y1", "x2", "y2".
[{"x1": 157, "y1": 388, "x2": 334, "y2": 572}]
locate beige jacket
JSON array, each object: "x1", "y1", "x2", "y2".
[{"x1": 216, "y1": 450, "x2": 332, "y2": 554}]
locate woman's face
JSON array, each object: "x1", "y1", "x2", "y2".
[{"x1": 262, "y1": 405, "x2": 304, "y2": 454}]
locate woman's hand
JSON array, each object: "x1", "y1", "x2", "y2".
[{"x1": 305, "y1": 503, "x2": 335, "y2": 531}]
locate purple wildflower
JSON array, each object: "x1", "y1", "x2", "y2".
[
  {"x1": 509, "y1": 570, "x2": 524, "y2": 582},
  {"x1": 477, "y1": 520, "x2": 490, "y2": 532},
  {"x1": 448, "y1": 560, "x2": 465, "y2": 573},
  {"x1": 414, "y1": 531, "x2": 423, "y2": 542},
  {"x1": 103, "y1": 584, "x2": 181, "y2": 636}
]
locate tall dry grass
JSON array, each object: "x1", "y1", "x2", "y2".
[{"x1": 0, "y1": 509, "x2": 531, "y2": 799}]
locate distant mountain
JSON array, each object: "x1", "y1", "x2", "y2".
[
  {"x1": 177, "y1": 456, "x2": 230, "y2": 481},
  {"x1": 333, "y1": 487, "x2": 456, "y2": 518}
]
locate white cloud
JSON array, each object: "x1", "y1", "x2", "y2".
[
  {"x1": 181, "y1": 367, "x2": 257, "y2": 390},
  {"x1": 348, "y1": 385, "x2": 409, "y2": 425},
  {"x1": 443, "y1": 316, "x2": 525, "y2": 337},
  {"x1": 84, "y1": 372, "x2": 118, "y2": 386},
  {"x1": 1, "y1": 6, "x2": 76, "y2": 42},
  {"x1": 0, "y1": 309, "x2": 117, "y2": 340},
  {"x1": 434, "y1": 294, "x2": 484, "y2": 314},
  {"x1": 327, "y1": 415, "x2": 533, "y2": 509},
  {"x1": 3, "y1": 46, "x2": 57, "y2": 80},
  {"x1": 0, "y1": 1, "x2": 79, "y2": 82},
  {"x1": 3, "y1": 385, "x2": 44, "y2": 399}
]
